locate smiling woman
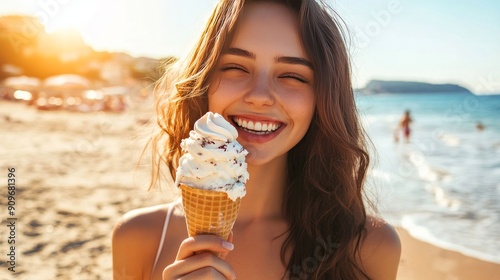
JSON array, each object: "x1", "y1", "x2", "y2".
[
  {"x1": 112, "y1": 0, "x2": 400, "y2": 279},
  {"x1": 207, "y1": 3, "x2": 316, "y2": 165}
]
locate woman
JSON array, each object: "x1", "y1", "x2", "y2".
[
  {"x1": 112, "y1": 0, "x2": 401, "y2": 279},
  {"x1": 396, "y1": 110, "x2": 412, "y2": 143}
]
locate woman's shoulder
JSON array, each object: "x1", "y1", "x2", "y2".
[
  {"x1": 113, "y1": 200, "x2": 182, "y2": 238},
  {"x1": 363, "y1": 216, "x2": 401, "y2": 250},
  {"x1": 359, "y1": 215, "x2": 402, "y2": 279},
  {"x1": 112, "y1": 200, "x2": 183, "y2": 279},
  {"x1": 112, "y1": 200, "x2": 183, "y2": 256}
]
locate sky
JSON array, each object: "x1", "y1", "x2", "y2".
[{"x1": 1, "y1": 0, "x2": 499, "y2": 93}]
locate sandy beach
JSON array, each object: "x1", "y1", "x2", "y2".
[
  {"x1": 397, "y1": 228, "x2": 500, "y2": 279},
  {"x1": 0, "y1": 100, "x2": 176, "y2": 279},
  {"x1": 1, "y1": 100, "x2": 499, "y2": 279}
]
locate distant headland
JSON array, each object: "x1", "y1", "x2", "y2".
[{"x1": 357, "y1": 80, "x2": 473, "y2": 94}]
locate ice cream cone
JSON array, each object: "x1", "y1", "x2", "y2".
[{"x1": 180, "y1": 184, "x2": 241, "y2": 240}]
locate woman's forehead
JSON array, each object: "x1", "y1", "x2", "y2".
[{"x1": 227, "y1": 2, "x2": 306, "y2": 59}]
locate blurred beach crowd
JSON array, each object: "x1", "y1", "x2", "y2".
[
  {"x1": 0, "y1": 16, "x2": 176, "y2": 278},
  {"x1": 0, "y1": 15, "x2": 173, "y2": 112}
]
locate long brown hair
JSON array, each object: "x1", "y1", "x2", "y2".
[
  {"x1": 284, "y1": 0, "x2": 371, "y2": 278},
  {"x1": 151, "y1": 0, "x2": 371, "y2": 279},
  {"x1": 150, "y1": 0, "x2": 244, "y2": 183}
]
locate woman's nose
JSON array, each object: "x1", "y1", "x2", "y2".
[{"x1": 243, "y1": 73, "x2": 275, "y2": 107}]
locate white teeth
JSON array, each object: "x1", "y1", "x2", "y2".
[{"x1": 233, "y1": 117, "x2": 280, "y2": 133}]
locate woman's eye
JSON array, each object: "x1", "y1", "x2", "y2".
[
  {"x1": 280, "y1": 73, "x2": 309, "y2": 84},
  {"x1": 221, "y1": 64, "x2": 247, "y2": 72}
]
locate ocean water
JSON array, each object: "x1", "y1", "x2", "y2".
[{"x1": 356, "y1": 92, "x2": 500, "y2": 264}]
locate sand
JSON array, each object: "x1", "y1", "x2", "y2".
[
  {"x1": 0, "y1": 100, "x2": 176, "y2": 279},
  {"x1": 0, "y1": 100, "x2": 499, "y2": 279},
  {"x1": 396, "y1": 228, "x2": 500, "y2": 280}
]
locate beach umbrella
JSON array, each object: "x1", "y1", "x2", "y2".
[
  {"x1": 43, "y1": 74, "x2": 90, "y2": 89},
  {"x1": 3, "y1": 76, "x2": 41, "y2": 90},
  {"x1": 2, "y1": 76, "x2": 41, "y2": 101}
]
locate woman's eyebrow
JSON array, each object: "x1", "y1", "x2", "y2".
[
  {"x1": 223, "y1": 47, "x2": 313, "y2": 70},
  {"x1": 223, "y1": 47, "x2": 256, "y2": 59},
  {"x1": 275, "y1": 56, "x2": 313, "y2": 69}
]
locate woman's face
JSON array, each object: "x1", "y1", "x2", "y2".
[{"x1": 208, "y1": 2, "x2": 315, "y2": 166}]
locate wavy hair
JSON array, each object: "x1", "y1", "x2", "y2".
[{"x1": 151, "y1": 0, "x2": 371, "y2": 279}]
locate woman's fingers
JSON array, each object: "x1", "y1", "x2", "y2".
[
  {"x1": 176, "y1": 235, "x2": 234, "y2": 260},
  {"x1": 162, "y1": 234, "x2": 236, "y2": 280},
  {"x1": 218, "y1": 231, "x2": 233, "y2": 260},
  {"x1": 172, "y1": 267, "x2": 227, "y2": 280},
  {"x1": 178, "y1": 267, "x2": 230, "y2": 280},
  {"x1": 164, "y1": 251, "x2": 235, "y2": 280}
]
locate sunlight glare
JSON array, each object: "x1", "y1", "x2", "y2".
[
  {"x1": 43, "y1": 1, "x2": 100, "y2": 39},
  {"x1": 13, "y1": 90, "x2": 33, "y2": 101}
]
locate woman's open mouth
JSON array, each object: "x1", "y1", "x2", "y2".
[{"x1": 232, "y1": 116, "x2": 283, "y2": 135}]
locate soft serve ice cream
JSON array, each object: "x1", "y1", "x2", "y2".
[
  {"x1": 176, "y1": 112, "x2": 249, "y2": 242},
  {"x1": 175, "y1": 112, "x2": 249, "y2": 201}
]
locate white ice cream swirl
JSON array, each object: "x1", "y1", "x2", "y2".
[{"x1": 175, "y1": 112, "x2": 249, "y2": 201}]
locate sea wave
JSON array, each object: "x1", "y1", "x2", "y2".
[
  {"x1": 438, "y1": 133, "x2": 461, "y2": 147},
  {"x1": 358, "y1": 93, "x2": 500, "y2": 267}
]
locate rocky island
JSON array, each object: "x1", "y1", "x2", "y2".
[{"x1": 357, "y1": 80, "x2": 472, "y2": 94}]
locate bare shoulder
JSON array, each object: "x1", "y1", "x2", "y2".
[
  {"x1": 112, "y1": 201, "x2": 180, "y2": 279},
  {"x1": 113, "y1": 203, "x2": 169, "y2": 236},
  {"x1": 359, "y1": 215, "x2": 401, "y2": 280}
]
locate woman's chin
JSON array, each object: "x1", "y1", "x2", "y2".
[{"x1": 244, "y1": 150, "x2": 287, "y2": 169}]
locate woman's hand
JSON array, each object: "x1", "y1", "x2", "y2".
[{"x1": 163, "y1": 233, "x2": 236, "y2": 280}]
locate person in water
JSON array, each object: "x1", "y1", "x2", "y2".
[{"x1": 395, "y1": 110, "x2": 413, "y2": 143}]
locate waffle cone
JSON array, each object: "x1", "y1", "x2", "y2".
[{"x1": 180, "y1": 184, "x2": 241, "y2": 240}]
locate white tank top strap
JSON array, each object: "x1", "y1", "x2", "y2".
[{"x1": 151, "y1": 201, "x2": 177, "y2": 279}]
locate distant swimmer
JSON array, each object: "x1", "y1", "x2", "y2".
[
  {"x1": 476, "y1": 121, "x2": 485, "y2": 132},
  {"x1": 395, "y1": 110, "x2": 413, "y2": 143}
]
